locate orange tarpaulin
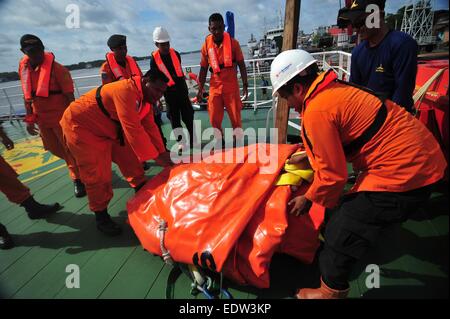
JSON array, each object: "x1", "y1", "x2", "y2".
[{"x1": 127, "y1": 144, "x2": 325, "y2": 288}]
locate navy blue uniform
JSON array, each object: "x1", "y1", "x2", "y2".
[{"x1": 350, "y1": 30, "x2": 418, "y2": 113}]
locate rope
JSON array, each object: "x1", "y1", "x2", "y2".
[
  {"x1": 158, "y1": 219, "x2": 174, "y2": 266},
  {"x1": 413, "y1": 68, "x2": 446, "y2": 111}
]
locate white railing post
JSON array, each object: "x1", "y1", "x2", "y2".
[
  {"x1": 338, "y1": 53, "x2": 344, "y2": 80},
  {"x1": 253, "y1": 61, "x2": 257, "y2": 113},
  {"x1": 2, "y1": 88, "x2": 16, "y2": 122},
  {"x1": 74, "y1": 82, "x2": 81, "y2": 98},
  {"x1": 346, "y1": 54, "x2": 351, "y2": 80},
  {"x1": 265, "y1": 96, "x2": 276, "y2": 140}
]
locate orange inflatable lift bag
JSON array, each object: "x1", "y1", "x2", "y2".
[
  {"x1": 222, "y1": 183, "x2": 324, "y2": 288},
  {"x1": 127, "y1": 144, "x2": 325, "y2": 288}
]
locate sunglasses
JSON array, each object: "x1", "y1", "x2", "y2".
[{"x1": 351, "y1": 15, "x2": 368, "y2": 28}]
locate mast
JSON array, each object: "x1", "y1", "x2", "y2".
[
  {"x1": 401, "y1": 0, "x2": 435, "y2": 45},
  {"x1": 275, "y1": 0, "x2": 301, "y2": 144},
  {"x1": 279, "y1": 8, "x2": 283, "y2": 29}
]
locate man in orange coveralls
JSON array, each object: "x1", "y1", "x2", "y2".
[
  {"x1": 18, "y1": 34, "x2": 85, "y2": 198},
  {"x1": 196, "y1": 13, "x2": 248, "y2": 147},
  {"x1": 60, "y1": 69, "x2": 172, "y2": 236},
  {"x1": 270, "y1": 49, "x2": 447, "y2": 299},
  {"x1": 100, "y1": 34, "x2": 164, "y2": 171},
  {"x1": 0, "y1": 123, "x2": 62, "y2": 249}
]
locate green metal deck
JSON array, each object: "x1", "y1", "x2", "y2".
[{"x1": 0, "y1": 109, "x2": 448, "y2": 299}]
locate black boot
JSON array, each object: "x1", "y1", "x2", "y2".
[
  {"x1": 133, "y1": 182, "x2": 146, "y2": 194},
  {"x1": 142, "y1": 162, "x2": 151, "y2": 171},
  {"x1": 95, "y1": 209, "x2": 122, "y2": 236},
  {"x1": 0, "y1": 223, "x2": 14, "y2": 250},
  {"x1": 347, "y1": 173, "x2": 357, "y2": 184},
  {"x1": 20, "y1": 196, "x2": 62, "y2": 220},
  {"x1": 74, "y1": 179, "x2": 86, "y2": 198}
]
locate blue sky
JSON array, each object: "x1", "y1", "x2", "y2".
[{"x1": 0, "y1": 0, "x2": 448, "y2": 72}]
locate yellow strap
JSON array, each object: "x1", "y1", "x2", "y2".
[{"x1": 275, "y1": 158, "x2": 314, "y2": 186}]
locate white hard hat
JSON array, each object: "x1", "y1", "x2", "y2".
[
  {"x1": 270, "y1": 49, "x2": 317, "y2": 96},
  {"x1": 153, "y1": 26, "x2": 170, "y2": 43}
]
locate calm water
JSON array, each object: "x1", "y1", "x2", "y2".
[{"x1": 0, "y1": 47, "x2": 252, "y2": 116}]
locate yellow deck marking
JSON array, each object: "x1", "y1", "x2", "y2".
[{"x1": 1, "y1": 136, "x2": 66, "y2": 181}]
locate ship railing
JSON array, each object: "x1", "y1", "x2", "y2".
[
  {"x1": 311, "y1": 50, "x2": 352, "y2": 80},
  {"x1": 266, "y1": 50, "x2": 352, "y2": 135},
  {"x1": 0, "y1": 52, "x2": 352, "y2": 125}
]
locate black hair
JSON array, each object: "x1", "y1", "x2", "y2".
[
  {"x1": 20, "y1": 34, "x2": 44, "y2": 51},
  {"x1": 144, "y1": 68, "x2": 169, "y2": 84},
  {"x1": 209, "y1": 13, "x2": 224, "y2": 25},
  {"x1": 278, "y1": 63, "x2": 320, "y2": 95}
]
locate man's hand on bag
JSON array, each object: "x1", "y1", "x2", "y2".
[
  {"x1": 288, "y1": 195, "x2": 312, "y2": 216},
  {"x1": 288, "y1": 152, "x2": 308, "y2": 164},
  {"x1": 287, "y1": 152, "x2": 311, "y2": 170}
]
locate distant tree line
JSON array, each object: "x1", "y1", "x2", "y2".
[{"x1": 0, "y1": 72, "x2": 19, "y2": 83}]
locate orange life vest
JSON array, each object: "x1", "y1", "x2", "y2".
[
  {"x1": 188, "y1": 72, "x2": 198, "y2": 82},
  {"x1": 105, "y1": 52, "x2": 142, "y2": 81},
  {"x1": 19, "y1": 52, "x2": 55, "y2": 101},
  {"x1": 152, "y1": 48, "x2": 184, "y2": 87},
  {"x1": 205, "y1": 32, "x2": 233, "y2": 73}
]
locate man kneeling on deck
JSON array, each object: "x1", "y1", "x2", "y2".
[
  {"x1": 270, "y1": 50, "x2": 447, "y2": 299},
  {"x1": 60, "y1": 69, "x2": 173, "y2": 237},
  {"x1": 0, "y1": 124, "x2": 61, "y2": 249}
]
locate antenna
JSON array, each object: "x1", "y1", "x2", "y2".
[
  {"x1": 401, "y1": 0, "x2": 435, "y2": 46},
  {"x1": 263, "y1": 16, "x2": 267, "y2": 35},
  {"x1": 279, "y1": 7, "x2": 283, "y2": 29}
]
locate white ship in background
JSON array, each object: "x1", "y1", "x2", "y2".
[
  {"x1": 247, "y1": 33, "x2": 258, "y2": 56},
  {"x1": 247, "y1": 12, "x2": 284, "y2": 59}
]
